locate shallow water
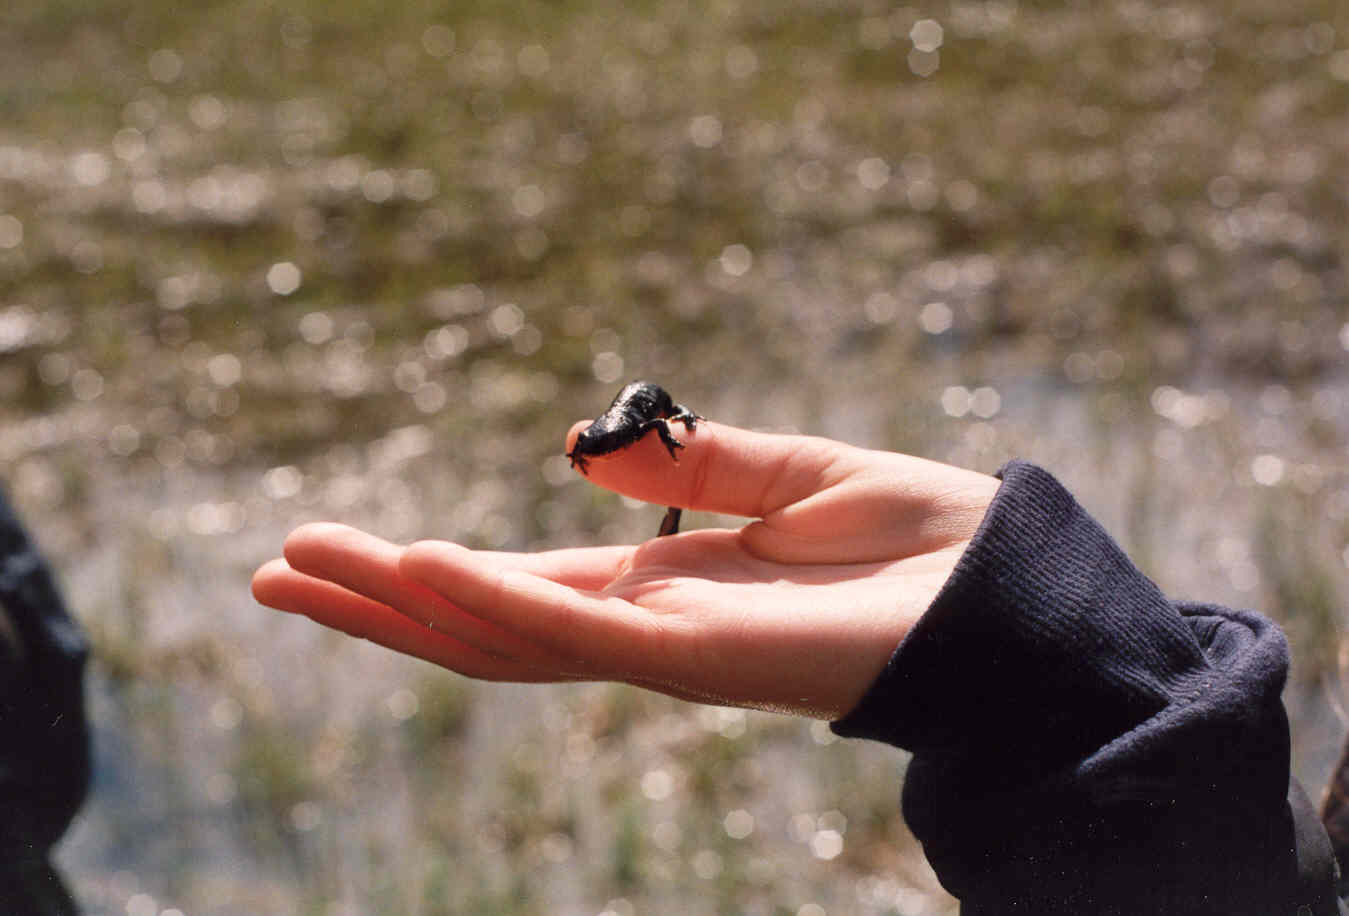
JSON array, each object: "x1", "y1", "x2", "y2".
[{"x1": 3, "y1": 1, "x2": 1348, "y2": 912}]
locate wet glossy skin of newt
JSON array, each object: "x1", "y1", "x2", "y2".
[{"x1": 566, "y1": 381, "x2": 701, "y2": 536}]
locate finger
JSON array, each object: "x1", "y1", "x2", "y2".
[
  {"x1": 741, "y1": 457, "x2": 1000, "y2": 561},
  {"x1": 471, "y1": 543, "x2": 634, "y2": 592},
  {"x1": 566, "y1": 418, "x2": 998, "y2": 562},
  {"x1": 280, "y1": 523, "x2": 546, "y2": 662},
  {"x1": 285, "y1": 522, "x2": 632, "y2": 592},
  {"x1": 565, "y1": 419, "x2": 862, "y2": 520},
  {"x1": 251, "y1": 559, "x2": 561, "y2": 682},
  {"x1": 400, "y1": 540, "x2": 672, "y2": 681}
]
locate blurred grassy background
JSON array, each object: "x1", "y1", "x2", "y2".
[{"x1": 1, "y1": 0, "x2": 1347, "y2": 913}]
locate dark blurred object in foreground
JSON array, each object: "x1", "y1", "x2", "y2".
[
  {"x1": 0, "y1": 488, "x2": 91, "y2": 915},
  {"x1": 1320, "y1": 731, "x2": 1349, "y2": 898}
]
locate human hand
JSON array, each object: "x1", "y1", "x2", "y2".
[{"x1": 251, "y1": 421, "x2": 998, "y2": 720}]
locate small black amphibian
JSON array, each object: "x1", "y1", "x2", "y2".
[
  {"x1": 566, "y1": 381, "x2": 701, "y2": 474},
  {"x1": 567, "y1": 380, "x2": 701, "y2": 536}
]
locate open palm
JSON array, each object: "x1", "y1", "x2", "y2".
[{"x1": 252, "y1": 421, "x2": 997, "y2": 720}]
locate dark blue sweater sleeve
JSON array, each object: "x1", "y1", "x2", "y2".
[{"x1": 832, "y1": 461, "x2": 1340, "y2": 914}]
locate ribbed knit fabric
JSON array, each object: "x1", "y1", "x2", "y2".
[{"x1": 832, "y1": 461, "x2": 1341, "y2": 914}]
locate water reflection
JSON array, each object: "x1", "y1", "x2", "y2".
[{"x1": 2, "y1": 1, "x2": 1346, "y2": 914}]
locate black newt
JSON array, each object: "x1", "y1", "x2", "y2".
[{"x1": 566, "y1": 381, "x2": 701, "y2": 536}]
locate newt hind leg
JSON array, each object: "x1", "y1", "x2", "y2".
[{"x1": 642, "y1": 418, "x2": 687, "y2": 460}]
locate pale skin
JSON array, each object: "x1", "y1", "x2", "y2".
[{"x1": 251, "y1": 420, "x2": 999, "y2": 721}]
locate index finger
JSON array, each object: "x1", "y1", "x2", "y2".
[{"x1": 565, "y1": 419, "x2": 861, "y2": 520}]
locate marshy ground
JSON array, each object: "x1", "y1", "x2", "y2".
[{"x1": 2, "y1": 0, "x2": 1348, "y2": 913}]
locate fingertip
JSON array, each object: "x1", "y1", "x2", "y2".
[
  {"x1": 251, "y1": 557, "x2": 312, "y2": 613},
  {"x1": 250, "y1": 557, "x2": 290, "y2": 605},
  {"x1": 566, "y1": 419, "x2": 592, "y2": 440},
  {"x1": 399, "y1": 539, "x2": 469, "y2": 583},
  {"x1": 282, "y1": 521, "x2": 352, "y2": 559},
  {"x1": 282, "y1": 522, "x2": 403, "y2": 576},
  {"x1": 564, "y1": 420, "x2": 592, "y2": 457}
]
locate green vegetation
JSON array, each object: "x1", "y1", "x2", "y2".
[{"x1": 3, "y1": 0, "x2": 1346, "y2": 913}]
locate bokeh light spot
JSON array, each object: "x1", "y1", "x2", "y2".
[
  {"x1": 267, "y1": 261, "x2": 302, "y2": 295},
  {"x1": 918, "y1": 301, "x2": 953, "y2": 334},
  {"x1": 689, "y1": 115, "x2": 723, "y2": 148},
  {"x1": 148, "y1": 48, "x2": 183, "y2": 83},
  {"x1": 387, "y1": 688, "x2": 419, "y2": 720},
  {"x1": 0, "y1": 215, "x2": 22, "y2": 249},
  {"x1": 719, "y1": 243, "x2": 753, "y2": 277},
  {"x1": 810, "y1": 829, "x2": 844, "y2": 860},
  {"x1": 592, "y1": 351, "x2": 624, "y2": 383},
  {"x1": 856, "y1": 157, "x2": 890, "y2": 190},
  {"x1": 910, "y1": 20, "x2": 945, "y2": 52},
  {"x1": 640, "y1": 768, "x2": 673, "y2": 801},
  {"x1": 723, "y1": 808, "x2": 755, "y2": 839},
  {"x1": 1251, "y1": 454, "x2": 1285, "y2": 486}
]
